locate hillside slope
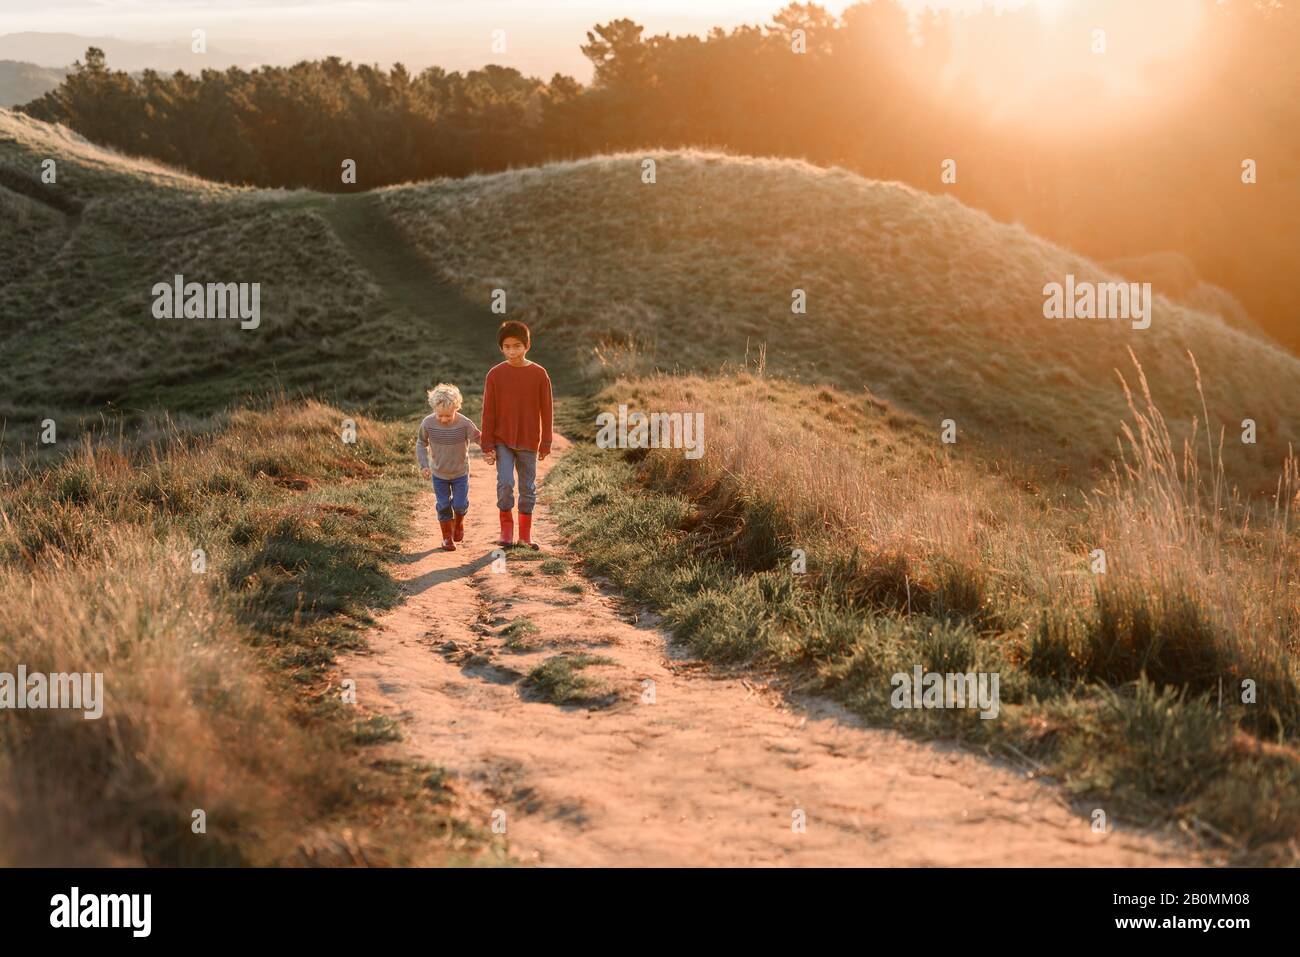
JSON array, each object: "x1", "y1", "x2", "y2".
[
  {"x1": 0, "y1": 109, "x2": 489, "y2": 446},
  {"x1": 381, "y1": 150, "x2": 1300, "y2": 491},
  {"x1": 5, "y1": 111, "x2": 1295, "y2": 492}
]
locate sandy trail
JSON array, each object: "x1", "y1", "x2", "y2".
[{"x1": 340, "y1": 436, "x2": 1195, "y2": 867}]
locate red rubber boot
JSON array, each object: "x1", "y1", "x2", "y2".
[
  {"x1": 498, "y1": 509, "x2": 514, "y2": 547},
  {"x1": 453, "y1": 511, "x2": 466, "y2": 542},
  {"x1": 439, "y1": 519, "x2": 456, "y2": 551},
  {"x1": 518, "y1": 512, "x2": 538, "y2": 550}
]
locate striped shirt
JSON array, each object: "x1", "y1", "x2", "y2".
[{"x1": 415, "y1": 412, "x2": 482, "y2": 480}]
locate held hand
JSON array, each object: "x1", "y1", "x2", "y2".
[{"x1": 421, "y1": 467, "x2": 431, "y2": 479}]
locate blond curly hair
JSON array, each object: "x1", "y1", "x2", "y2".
[{"x1": 427, "y1": 382, "x2": 463, "y2": 411}]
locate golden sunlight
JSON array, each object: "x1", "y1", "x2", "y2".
[{"x1": 912, "y1": 0, "x2": 1211, "y2": 135}]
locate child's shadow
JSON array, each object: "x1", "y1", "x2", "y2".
[
  {"x1": 402, "y1": 550, "x2": 499, "y2": 597},
  {"x1": 399, "y1": 547, "x2": 440, "y2": 562}
]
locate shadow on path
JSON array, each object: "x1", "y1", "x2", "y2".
[{"x1": 402, "y1": 549, "x2": 499, "y2": 597}]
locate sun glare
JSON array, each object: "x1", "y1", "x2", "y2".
[
  {"x1": 914, "y1": 0, "x2": 1210, "y2": 137},
  {"x1": 1034, "y1": 0, "x2": 1072, "y2": 21}
]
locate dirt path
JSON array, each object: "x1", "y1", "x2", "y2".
[{"x1": 338, "y1": 438, "x2": 1197, "y2": 867}]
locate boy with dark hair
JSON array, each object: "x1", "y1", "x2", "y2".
[{"x1": 480, "y1": 320, "x2": 553, "y2": 549}]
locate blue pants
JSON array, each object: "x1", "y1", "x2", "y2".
[
  {"x1": 432, "y1": 473, "x2": 469, "y2": 521},
  {"x1": 495, "y1": 445, "x2": 537, "y2": 514}
]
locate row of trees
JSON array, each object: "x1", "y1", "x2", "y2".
[
  {"x1": 21, "y1": 48, "x2": 566, "y2": 183},
  {"x1": 15, "y1": 4, "x2": 956, "y2": 188},
  {"x1": 17, "y1": 0, "x2": 1299, "y2": 349}
]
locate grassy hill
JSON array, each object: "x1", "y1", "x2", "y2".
[
  {"x1": 5, "y1": 110, "x2": 1296, "y2": 490},
  {"x1": 380, "y1": 150, "x2": 1300, "y2": 493},
  {"x1": 0, "y1": 111, "x2": 502, "y2": 863},
  {"x1": 0, "y1": 108, "x2": 490, "y2": 448},
  {"x1": 2, "y1": 111, "x2": 1297, "y2": 863}
]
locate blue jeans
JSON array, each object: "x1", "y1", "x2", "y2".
[
  {"x1": 495, "y1": 445, "x2": 537, "y2": 514},
  {"x1": 432, "y1": 473, "x2": 469, "y2": 521}
]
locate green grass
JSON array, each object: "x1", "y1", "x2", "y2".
[
  {"x1": 500, "y1": 617, "x2": 541, "y2": 650},
  {"x1": 0, "y1": 113, "x2": 491, "y2": 456},
  {"x1": 353, "y1": 715, "x2": 403, "y2": 745},
  {"x1": 419, "y1": 764, "x2": 451, "y2": 795},
  {"x1": 522, "y1": 654, "x2": 617, "y2": 707},
  {"x1": 548, "y1": 372, "x2": 1300, "y2": 864},
  {"x1": 505, "y1": 548, "x2": 547, "y2": 562}
]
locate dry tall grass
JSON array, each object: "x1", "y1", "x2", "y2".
[
  {"x1": 553, "y1": 353, "x2": 1300, "y2": 857},
  {"x1": 624, "y1": 365, "x2": 1080, "y2": 625},
  {"x1": 622, "y1": 352, "x2": 1298, "y2": 707},
  {"x1": 1079, "y1": 352, "x2": 1299, "y2": 728},
  {"x1": 0, "y1": 526, "x2": 331, "y2": 865},
  {"x1": 0, "y1": 400, "x2": 439, "y2": 865}
]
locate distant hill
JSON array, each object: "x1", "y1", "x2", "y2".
[
  {"x1": 380, "y1": 150, "x2": 1300, "y2": 492},
  {"x1": 3, "y1": 107, "x2": 1297, "y2": 494},
  {"x1": 0, "y1": 32, "x2": 263, "y2": 72},
  {"x1": 0, "y1": 60, "x2": 66, "y2": 107}
]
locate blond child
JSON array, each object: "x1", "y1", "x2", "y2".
[{"x1": 416, "y1": 383, "x2": 482, "y2": 551}]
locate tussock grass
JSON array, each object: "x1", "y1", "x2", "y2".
[
  {"x1": 500, "y1": 617, "x2": 541, "y2": 650},
  {"x1": 0, "y1": 397, "x2": 484, "y2": 865},
  {"x1": 522, "y1": 654, "x2": 617, "y2": 708},
  {"x1": 0, "y1": 526, "x2": 323, "y2": 865},
  {"x1": 550, "y1": 360, "x2": 1300, "y2": 862}
]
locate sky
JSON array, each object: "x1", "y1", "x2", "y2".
[{"x1": 0, "y1": 0, "x2": 1037, "y2": 79}]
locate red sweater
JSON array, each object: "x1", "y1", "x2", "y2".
[{"x1": 480, "y1": 360, "x2": 553, "y2": 455}]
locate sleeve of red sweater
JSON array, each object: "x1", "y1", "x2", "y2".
[
  {"x1": 479, "y1": 368, "x2": 496, "y2": 453},
  {"x1": 539, "y1": 366, "x2": 553, "y2": 455}
]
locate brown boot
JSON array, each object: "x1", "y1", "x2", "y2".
[
  {"x1": 439, "y1": 519, "x2": 456, "y2": 551},
  {"x1": 453, "y1": 511, "x2": 466, "y2": 542}
]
